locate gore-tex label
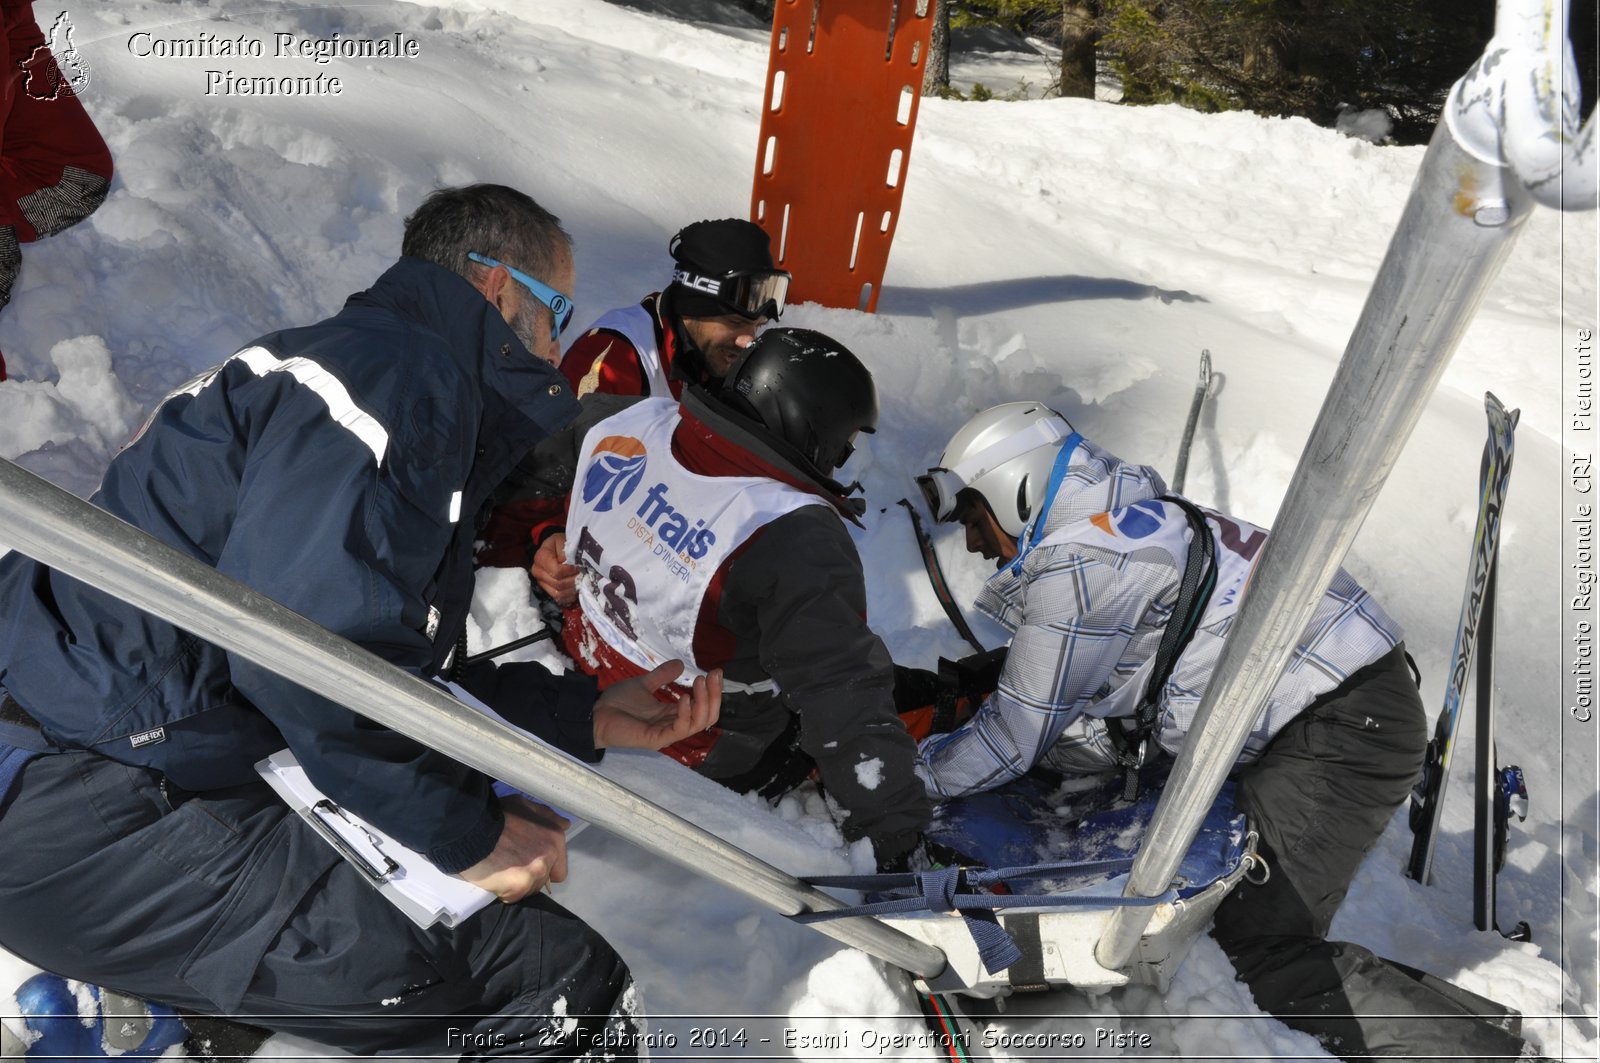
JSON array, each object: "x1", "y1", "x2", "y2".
[{"x1": 129, "y1": 727, "x2": 167, "y2": 748}]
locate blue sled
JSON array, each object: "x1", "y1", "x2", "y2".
[
  {"x1": 890, "y1": 766, "x2": 1256, "y2": 996},
  {"x1": 929, "y1": 767, "x2": 1248, "y2": 899}
]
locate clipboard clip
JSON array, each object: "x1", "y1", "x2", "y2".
[{"x1": 303, "y1": 799, "x2": 400, "y2": 883}]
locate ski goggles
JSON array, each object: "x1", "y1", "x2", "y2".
[
  {"x1": 916, "y1": 415, "x2": 1075, "y2": 522},
  {"x1": 671, "y1": 265, "x2": 791, "y2": 321},
  {"x1": 467, "y1": 252, "x2": 575, "y2": 343}
]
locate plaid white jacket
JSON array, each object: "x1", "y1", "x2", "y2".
[{"x1": 914, "y1": 437, "x2": 1402, "y2": 800}]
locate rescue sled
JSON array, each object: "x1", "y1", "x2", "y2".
[{"x1": 798, "y1": 764, "x2": 1257, "y2": 997}]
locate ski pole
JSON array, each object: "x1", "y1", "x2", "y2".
[
  {"x1": 899, "y1": 498, "x2": 987, "y2": 655},
  {"x1": 462, "y1": 628, "x2": 554, "y2": 668},
  {"x1": 1170, "y1": 349, "x2": 1213, "y2": 494}
]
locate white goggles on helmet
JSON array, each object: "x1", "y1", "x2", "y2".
[{"x1": 916, "y1": 415, "x2": 1074, "y2": 522}]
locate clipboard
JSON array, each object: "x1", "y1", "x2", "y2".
[
  {"x1": 255, "y1": 681, "x2": 590, "y2": 929},
  {"x1": 258, "y1": 748, "x2": 497, "y2": 929}
]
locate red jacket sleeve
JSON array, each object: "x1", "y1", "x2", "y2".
[
  {"x1": 475, "y1": 495, "x2": 567, "y2": 568},
  {"x1": 561, "y1": 328, "x2": 646, "y2": 398},
  {"x1": 478, "y1": 333, "x2": 640, "y2": 568}
]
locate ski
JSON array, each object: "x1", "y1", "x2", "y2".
[
  {"x1": 1406, "y1": 392, "x2": 1519, "y2": 885},
  {"x1": 899, "y1": 497, "x2": 987, "y2": 656},
  {"x1": 1472, "y1": 556, "x2": 1532, "y2": 937},
  {"x1": 1170, "y1": 348, "x2": 1214, "y2": 494}
]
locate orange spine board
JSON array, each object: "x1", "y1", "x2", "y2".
[{"x1": 751, "y1": 0, "x2": 934, "y2": 313}]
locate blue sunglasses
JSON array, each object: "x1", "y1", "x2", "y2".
[{"x1": 467, "y1": 252, "x2": 575, "y2": 344}]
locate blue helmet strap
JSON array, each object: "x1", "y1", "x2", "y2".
[{"x1": 1008, "y1": 432, "x2": 1081, "y2": 575}]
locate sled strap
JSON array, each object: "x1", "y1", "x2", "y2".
[
  {"x1": 1108, "y1": 496, "x2": 1217, "y2": 800},
  {"x1": 1003, "y1": 912, "x2": 1049, "y2": 990},
  {"x1": 804, "y1": 854, "x2": 1138, "y2": 894},
  {"x1": 796, "y1": 859, "x2": 1173, "y2": 975}
]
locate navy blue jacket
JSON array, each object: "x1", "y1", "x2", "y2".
[{"x1": 0, "y1": 257, "x2": 597, "y2": 873}]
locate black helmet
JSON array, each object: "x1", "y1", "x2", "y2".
[{"x1": 719, "y1": 328, "x2": 878, "y2": 475}]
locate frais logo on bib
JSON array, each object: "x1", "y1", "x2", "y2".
[
  {"x1": 1089, "y1": 499, "x2": 1167, "y2": 539},
  {"x1": 581, "y1": 435, "x2": 718, "y2": 560},
  {"x1": 582, "y1": 435, "x2": 648, "y2": 512},
  {"x1": 631, "y1": 481, "x2": 717, "y2": 560}
]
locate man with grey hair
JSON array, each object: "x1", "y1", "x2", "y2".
[{"x1": 0, "y1": 184, "x2": 719, "y2": 1058}]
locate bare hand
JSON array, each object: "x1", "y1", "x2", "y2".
[
  {"x1": 456, "y1": 795, "x2": 570, "y2": 903},
  {"x1": 592, "y1": 661, "x2": 723, "y2": 750},
  {"x1": 531, "y1": 532, "x2": 578, "y2": 606}
]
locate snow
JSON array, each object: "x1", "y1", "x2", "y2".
[
  {"x1": 1335, "y1": 106, "x2": 1396, "y2": 145},
  {"x1": 0, "y1": 0, "x2": 1595, "y2": 1059}
]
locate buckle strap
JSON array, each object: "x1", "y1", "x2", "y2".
[
  {"x1": 795, "y1": 858, "x2": 1173, "y2": 976},
  {"x1": 1107, "y1": 496, "x2": 1218, "y2": 798}
]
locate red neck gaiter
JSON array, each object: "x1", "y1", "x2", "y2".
[{"x1": 672, "y1": 406, "x2": 837, "y2": 506}]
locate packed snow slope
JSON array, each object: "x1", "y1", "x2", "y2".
[{"x1": 0, "y1": 1, "x2": 1595, "y2": 1059}]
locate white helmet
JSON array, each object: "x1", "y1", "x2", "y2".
[{"x1": 918, "y1": 402, "x2": 1074, "y2": 537}]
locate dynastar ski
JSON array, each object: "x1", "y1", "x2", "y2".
[
  {"x1": 1407, "y1": 392, "x2": 1518, "y2": 885},
  {"x1": 1472, "y1": 559, "x2": 1532, "y2": 938}
]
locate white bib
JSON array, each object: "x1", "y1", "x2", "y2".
[
  {"x1": 580, "y1": 304, "x2": 672, "y2": 398},
  {"x1": 565, "y1": 399, "x2": 824, "y2": 679}
]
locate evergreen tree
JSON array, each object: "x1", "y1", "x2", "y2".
[
  {"x1": 1057, "y1": 2, "x2": 1100, "y2": 98},
  {"x1": 1096, "y1": 0, "x2": 1498, "y2": 143},
  {"x1": 924, "y1": 0, "x2": 953, "y2": 95},
  {"x1": 975, "y1": 1, "x2": 1102, "y2": 98},
  {"x1": 761, "y1": 0, "x2": 1592, "y2": 142}
]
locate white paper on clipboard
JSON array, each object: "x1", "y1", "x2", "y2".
[{"x1": 255, "y1": 680, "x2": 589, "y2": 929}]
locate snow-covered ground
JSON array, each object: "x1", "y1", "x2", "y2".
[{"x1": 0, "y1": 0, "x2": 1595, "y2": 1059}]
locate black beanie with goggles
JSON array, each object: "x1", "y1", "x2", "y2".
[{"x1": 668, "y1": 219, "x2": 789, "y2": 321}]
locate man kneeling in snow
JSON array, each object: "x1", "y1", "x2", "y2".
[
  {"x1": 498, "y1": 327, "x2": 940, "y2": 872},
  {"x1": 912, "y1": 400, "x2": 1540, "y2": 1061},
  {"x1": 0, "y1": 184, "x2": 719, "y2": 1059}
]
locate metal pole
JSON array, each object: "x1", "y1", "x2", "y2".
[
  {"x1": 1095, "y1": 0, "x2": 1600, "y2": 969},
  {"x1": 0, "y1": 456, "x2": 947, "y2": 979}
]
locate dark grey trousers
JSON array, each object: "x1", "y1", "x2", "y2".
[
  {"x1": 0, "y1": 750, "x2": 639, "y2": 1059},
  {"x1": 1212, "y1": 644, "x2": 1531, "y2": 1061}
]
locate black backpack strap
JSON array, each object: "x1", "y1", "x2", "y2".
[
  {"x1": 0, "y1": 692, "x2": 62, "y2": 754},
  {"x1": 1106, "y1": 496, "x2": 1217, "y2": 799},
  {"x1": 1404, "y1": 649, "x2": 1423, "y2": 689}
]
